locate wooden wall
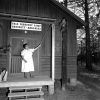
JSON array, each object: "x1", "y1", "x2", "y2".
[
  {"x1": 0, "y1": 0, "x2": 79, "y2": 80},
  {"x1": 0, "y1": 20, "x2": 8, "y2": 72},
  {"x1": 67, "y1": 19, "x2": 77, "y2": 81},
  {"x1": 0, "y1": 54, "x2": 7, "y2": 71},
  {"x1": 0, "y1": 0, "x2": 70, "y2": 19}
]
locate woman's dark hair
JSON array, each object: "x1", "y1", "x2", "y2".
[{"x1": 23, "y1": 43, "x2": 28, "y2": 48}]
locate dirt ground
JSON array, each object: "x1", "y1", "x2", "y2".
[
  {"x1": 0, "y1": 80, "x2": 100, "y2": 100},
  {"x1": 43, "y1": 80, "x2": 100, "y2": 100}
]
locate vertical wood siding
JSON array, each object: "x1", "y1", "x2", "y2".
[
  {"x1": 0, "y1": 54, "x2": 7, "y2": 70},
  {"x1": 11, "y1": 56, "x2": 21, "y2": 73},
  {"x1": 39, "y1": 56, "x2": 61, "y2": 79},
  {"x1": 66, "y1": 19, "x2": 77, "y2": 80},
  {"x1": 0, "y1": 0, "x2": 78, "y2": 79},
  {"x1": 0, "y1": 0, "x2": 65, "y2": 19}
]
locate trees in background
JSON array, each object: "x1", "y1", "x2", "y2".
[{"x1": 58, "y1": 0, "x2": 100, "y2": 70}]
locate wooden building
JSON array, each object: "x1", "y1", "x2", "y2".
[{"x1": 0, "y1": 0, "x2": 85, "y2": 97}]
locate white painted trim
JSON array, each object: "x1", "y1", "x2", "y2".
[
  {"x1": 0, "y1": 80, "x2": 54, "y2": 88},
  {"x1": 52, "y1": 24, "x2": 55, "y2": 81}
]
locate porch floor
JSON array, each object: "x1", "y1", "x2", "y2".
[{"x1": 0, "y1": 75, "x2": 54, "y2": 88}]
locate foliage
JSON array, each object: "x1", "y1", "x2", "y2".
[
  {"x1": 67, "y1": 0, "x2": 100, "y2": 67},
  {"x1": 59, "y1": 0, "x2": 100, "y2": 69},
  {"x1": 60, "y1": 0, "x2": 100, "y2": 19},
  {"x1": 77, "y1": 15, "x2": 100, "y2": 62}
]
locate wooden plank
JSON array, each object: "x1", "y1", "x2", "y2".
[
  {"x1": 11, "y1": 56, "x2": 21, "y2": 73},
  {"x1": 40, "y1": 56, "x2": 61, "y2": 79},
  {"x1": 28, "y1": 0, "x2": 37, "y2": 16},
  {"x1": 16, "y1": 98, "x2": 44, "y2": 100},
  {"x1": 8, "y1": 91, "x2": 44, "y2": 97},
  {"x1": 0, "y1": 80, "x2": 54, "y2": 88},
  {"x1": 51, "y1": 24, "x2": 55, "y2": 81},
  {"x1": 9, "y1": 86, "x2": 42, "y2": 90},
  {"x1": 0, "y1": 13, "x2": 56, "y2": 24},
  {"x1": 0, "y1": 55, "x2": 7, "y2": 69}
]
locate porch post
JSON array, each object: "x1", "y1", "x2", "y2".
[
  {"x1": 48, "y1": 23, "x2": 55, "y2": 95},
  {"x1": 52, "y1": 24, "x2": 55, "y2": 81}
]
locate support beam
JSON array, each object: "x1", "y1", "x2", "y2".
[
  {"x1": 0, "y1": 13, "x2": 56, "y2": 24},
  {"x1": 51, "y1": 24, "x2": 55, "y2": 81}
]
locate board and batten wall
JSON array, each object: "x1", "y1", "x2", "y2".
[
  {"x1": 67, "y1": 19, "x2": 77, "y2": 81},
  {"x1": 0, "y1": 0, "x2": 79, "y2": 80},
  {"x1": 0, "y1": 20, "x2": 8, "y2": 72},
  {"x1": 0, "y1": 20, "x2": 62, "y2": 79}
]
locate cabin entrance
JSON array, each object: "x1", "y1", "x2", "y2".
[{"x1": 9, "y1": 37, "x2": 40, "y2": 76}]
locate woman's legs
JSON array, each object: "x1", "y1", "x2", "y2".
[
  {"x1": 29, "y1": 72, "x2": 32, "y2": 77},
  {"x1": 24, "y1": 72, "x2": 28, "y2": 78},
  {"x1": 24, "y1": 72, "x2": 33, "y2": 78}
]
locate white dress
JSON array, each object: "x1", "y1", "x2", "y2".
[{"x1": 21, "y1": 49, "x2": 35, "y2": 72}]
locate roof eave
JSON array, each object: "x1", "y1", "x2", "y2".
[{"x1": 50, "y1": 0, "x2": 85, "y2": 26}]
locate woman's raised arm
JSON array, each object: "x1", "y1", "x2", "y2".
[{"x1": 34, "y1": 44, "x2": 41, "y2": 51}]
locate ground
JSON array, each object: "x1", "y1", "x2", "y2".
[
  {"x1": 43, "y1": 80, "x2": 100, "y2": 100},
  {"x1": 0, "y1": 80, "x2": 100, "y2": 100},
  {"x1": 1, "y1": 67, "x2": 100, "y2": 100}
]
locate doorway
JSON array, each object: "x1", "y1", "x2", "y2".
[{"x1": 9, "y1": 37, "x2": 40, "y2": 75}]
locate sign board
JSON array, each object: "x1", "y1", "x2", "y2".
[{"x1": 11, "y1": 21, "x2": 42, "y2": 31}]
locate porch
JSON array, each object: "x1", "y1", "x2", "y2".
[
  {"x1": 0, "y1": 14, "x2": 56, "y2": 100},
  {"x1": 0, "y1": 75, "x2": 54, "y2": 93},
  {"x1": 0, "y1": 75, "x2": 54, "y2": 100}
]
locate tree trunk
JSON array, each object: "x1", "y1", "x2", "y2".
[{"x1": 85, "y1": 0, "x2": 92, "y2": 70}]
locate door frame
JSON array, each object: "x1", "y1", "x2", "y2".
[
  {"x1": 6, "y1": 17, "x2": 56, "y2": 81},
  {"x1": 8, "y1": 36, "x2": 40, "y2": 75}
]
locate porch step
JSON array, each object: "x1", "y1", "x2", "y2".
[
  {"x1": 9, "y1": 86, "x2": 42, "y2": 91},
  {"x1": 8, "y1": 86, "x2": 44, "y2": 100},
  {"x1": 8, "y1": 91, "x2": 44, "y2": 97},
  {"x1": 16, "y1": 98, "x2": 44, "y2": 100}
]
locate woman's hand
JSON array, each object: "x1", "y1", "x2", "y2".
[
  {"x1": 38, "y1": 44, "x2": 41, "y2": 48},
  {"x1": 34, "y1": 44, "x2": 41, "y2": 51}
]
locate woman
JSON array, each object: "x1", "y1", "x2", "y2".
[{"x1": 21, "y1": 43, "x2": 41, "y2": 78}]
